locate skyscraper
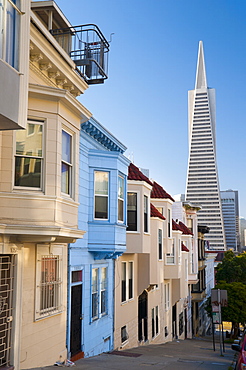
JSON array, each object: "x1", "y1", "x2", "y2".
[
  {"x1": 185, "y1": 41, "x2": 226, "y2": 251},
  {"x1": 221, "y1": 189, "x2": 240, "y2": 251}
]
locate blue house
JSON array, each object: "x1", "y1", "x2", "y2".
[{"x1": 67, "y1": 117, "x2": 129, "y2": 359}]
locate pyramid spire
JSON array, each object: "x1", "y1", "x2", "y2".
[{"x1": 195, "y1": 41, "x2": 207, "y2": 89}]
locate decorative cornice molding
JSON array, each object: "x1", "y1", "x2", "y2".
[{"x1": 81, "y1": 120, "x2": 126, "y2": 153}]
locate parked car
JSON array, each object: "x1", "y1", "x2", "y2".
[{"x1": 232, "y1": 333, "x2": 246, "y2": 369}]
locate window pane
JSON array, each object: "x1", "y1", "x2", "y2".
[
  {"x1": 101, "y1": 267, "x2": 107, "y2": 314},
  {"x1": 118, "y1": 176, "x2": 124, "y2": 199},
  {"x1": 144, "y1": 196, "x2": 148, "y2": 233},
  {"x1": 15, "y1": 156, "x2": 41, "y2": 187},
  {"x1": 118, "y1": 199, "x2": 124, "y2": 222},
  {"x1": 95, "y1": 171, "x2": 108, "y2": 195},
  {"x1": 72, "y1": 270, "x2": 82, "y2": 283},
  {"x1": 127, "y1": 193, "x2": 137, "y2": 231},
  {"x1": 62, "y1": 130, "x2": 71, "y2": 164},
  {"x1": 92, "y1": 269, "x2": 98, "y2": 319},
  {"x1": 61, "y1": 162, "x2": 70, "y2": 194},
  {"x1": 16, "y1": 123, "x2": 43, "y2": 156},
  {"x1": 129, "y1": 262, "x2": 133, "y2": 299},
  {"x1": 95, "y1": 196, "x2": 108, "y2": 219},
  {"x1": 121, "y1": 263, "x2": 126, "y2": 302}
]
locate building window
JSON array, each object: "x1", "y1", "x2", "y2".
[
  {"x1": 118, "y1": 175, "x2": 124, "y2": 222},
  {"x1": 91, "y1": 266, "x2": 108, "y2": 321},
  {"x1": 94, "y1": 171, "x2": 109, "y2": 219},
  {"x1": 121, "y1": 261, "x2": 134, "y2": 303},
  {"x1": 144, "y1": 195, "x2": 148, "y2": 233},
  {"x1": 158, "y1": 229, "x2": 163, "y2": 260},
  {"x1": 35, "y1": 245, "x2": 63, "y2": 320},
  {"x1": 179, "y1": 312, "x2": 184, "y2": 336},
  {"x1": 164, "y1": 283, "x2": 170, "y2": 311},
  {"x1": 127, "y1": 192, "x2": 137, "y2": 231},
  {"x1": 152, "y1": 306, "x2": 159, "y2": 338},
  {"x1": 0, "y1": 0, "x2": 21, "y2": 69},
  {"x1": 15, "y1": 121, "x2": 43, "y2": 188},
  {"x1": 166, "y1": 239, "x2": 175, "y2": 264},
  {"x1": 91, "y1": 268, "x2": 99, "y2": 319},
  {"x1": 121, "y1": 325, "x2": 128, "y2": 344},
  {"x1": 61, "y1": 130, "x2": 72, "y2": 195},
  {"x1": 187, "y1": 218, "x2": 193, "y2": 233},
  {"x1": 168, "y1": 209, "x2": 171, "y2": 237}
]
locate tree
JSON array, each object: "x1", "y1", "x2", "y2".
[{"x1": 215, "y1": 251, "x2": 246, "y2": 284}]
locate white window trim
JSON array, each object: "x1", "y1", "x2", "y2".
[
  {"x1": 151, "y1": 306, "x2": 159, "y2": 339},
  {"x1": 14, "y1": 119, "x2": 44, "y2": 191},
  {"x1": 35, "y1": 244, "x2": 63, "y2": 321},
  {"x1": 61, "y1": 128, "x2": 74, "y2": 198},
  {"x1": 143, "y1": 194, "x2": 149, "y2": 234},
  {"x1": 121, "y1": 260, "x2": 134, "y2": 303},
  {"x1": 91, "y1": 264, "x2": 108, "y2": 322},
  {"x1": 166, "y1": 238, "x2": 175, "y2": 264},
  {"x1": 94, "y1": 170, "x2": 109, "y2": 221},
  {"x1": 127, "y1": 191, "x2": 140, "y2": 233},
  {"x1": 118, "y1": 174, "x2": 125, "y2": 223},
  {"x1": 120, "y1": 325, "x2": 129, "y2": 346},
  {"x1": 158, "y1": 228, "x2": 163, "y2": 261},
  {"x1": 164, "y1": 283, "x2": 170, "y2": 311}
]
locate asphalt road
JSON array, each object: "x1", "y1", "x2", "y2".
[{"x1": 33, "y1": 336, "x2": 236, "y2": 370}]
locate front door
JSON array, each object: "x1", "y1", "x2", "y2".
[
  {"x1": 138, "y1": 290, "x2": 148, "y2": 342},
  {"x1": 172, "y1": 303, "x2": 177, "y2": 339},
  {"x1": 70, "y1": 284, "x2": 82, "y2": 357},
  {"x1": 0, "y1": 255, "x2": 15, "y2": 367}
]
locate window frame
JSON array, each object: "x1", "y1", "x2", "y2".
[
  {"x1": 121, "y1": 261, "x2": 134, "y2": 303},
  {"x1": 158, "y1": 228, "x2": 163, "y2": 260},
  {"x1": 168, "y1": 209, "x2": 171, "y2": 238},
  {"x1": 121, "y1": 325, "x2": 128, "y2": 344},
  {"x1": 94, "y1": 170, "x2": 109, "y2": 220},
  {"x1": 166, "y1": 238, "x2": 175, "y2": 264},
  {"x1": 35, "y1": 245, "x2": 63, "y2": 320},
  {"x1": 127, "y1": 191, "x2": 138, "y2": 232},
  {"x1": 118, "y1": 174, "x2": 124, "y2": 223},
  {"x1": 0, "y1": 0, "x2": 21, "y2": 70},
  {"x1": 164, "y1": 283, "x2": 170, "y2": 311},
  {"x1": 151, "y1": 306, "x2": 159, "y2": 339},
  {"x1": 61, "y1": 129, "x2": 73, "y2": 197},
  {"x1": 14, "y1": 119, "x2": 44, "y2": 190},
  {"x1": 91, "y1": 265, "x2": 108, "y2": 322},
  {"x1": 144, "y1": 195, "x2": 148, "y2": 233}
]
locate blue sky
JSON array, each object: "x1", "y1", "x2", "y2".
[{"x1": 54, "y1": 0, "x2": 246, "y2": 217}]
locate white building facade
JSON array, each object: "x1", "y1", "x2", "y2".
[{"x1": 185, "y1": 41, "x2": 226, "y2": 251}]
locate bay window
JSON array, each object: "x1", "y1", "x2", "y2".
[
  {"x1": 144, "y1": 195, "x2": 148, "y2": 233},
  {"x1": 118, "y1": 175, "x2": 124, "y2": 222}
]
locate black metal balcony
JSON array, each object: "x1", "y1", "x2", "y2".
[{"x1": 50, "y1": 24, "x2": 109, "y2": 84}]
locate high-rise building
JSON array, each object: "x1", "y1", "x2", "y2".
[
  {"x1": 185, "y1": 41, "x2": 226, "y2": 251},
  {"x1": 240, "y1": 217, "x2": 246, "y2": 249},
  {"x1": 221, "y1": 190, "x2": 240, "y2": 251}
]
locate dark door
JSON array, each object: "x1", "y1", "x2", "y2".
[
  {"x1": 0, "y1": 255, "x2": 15, "y2": 367},
  {"x1": 138, "y1": 290, "x2": 148, "y2": 342},
  {"x1": 70, "y1": 284, "x2": 82, "y2": 356},
  {"x1": 184, "y1": 308, "x2": 188, "y2": 339},
  {"x1": 172, "y1": 303, "x2": 177, "y2": 339}
]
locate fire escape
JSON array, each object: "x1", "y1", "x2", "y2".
[{"x1": 50, "y1": 24, "x2": 110, "y2": 85}]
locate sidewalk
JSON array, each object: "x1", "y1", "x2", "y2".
[{"x1": 33, "y1": 335, "x2": 236, "y2": 370}]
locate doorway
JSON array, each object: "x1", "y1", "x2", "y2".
[
  {"x1": 138, "y1": 290, "x2": 148, "y2": 342},
  {"x1": 70, "y1": 283, "x2": 83, "y2": 359}
]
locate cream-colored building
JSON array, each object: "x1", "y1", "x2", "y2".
[
  {"x1": 0, "y1": 1, "x2": 109, "y2": 368},
  {"x1": 114, "y1": 164, "x2": 196, "y2": 349}
]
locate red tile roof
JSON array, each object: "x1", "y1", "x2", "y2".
[
  {"x1": 128, "y1": 163, "x2": 153, "y2": 186},
  {"x1": 151, "y1": 181, "x2": 175, "y2": 202},
  {"x1": 178, "y1": 221, "x2": 193, "y2": 236},
  {"x1": 150, "y1": 203, "x2": 166, "y2": 220},
  {"x1": 182, "y1": 242, "x2": 189, "y2": 252},
  {"x1": 172, "y1": 219, "x2": 181, "y2": 231}
]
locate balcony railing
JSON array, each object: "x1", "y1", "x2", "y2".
[{"x1": 50, "y1": 24, "x2": 109, "y2": 84}]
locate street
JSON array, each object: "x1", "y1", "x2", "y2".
[{"x1": 33, "y1": 335, "x2": 236, "y2": 370}]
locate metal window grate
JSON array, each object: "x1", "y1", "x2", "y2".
[
  {"x1": 39, "y1": 255, "x2": 62, "y2": 317},
  {"x1": 0, "y1": 254, "x2": 16, "y2": 367}
]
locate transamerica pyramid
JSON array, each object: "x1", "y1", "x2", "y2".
[{"x1": 185, "y1": 41, "x2": 226, "y2": 250}]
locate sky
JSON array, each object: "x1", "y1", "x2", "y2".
[{"x1": 53, "y1": 0, "x2": 246, "y2": 217}]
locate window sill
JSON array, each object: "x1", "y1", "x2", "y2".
[
  {"x1": 121, "y1": 298, "x2": 134, "y2": 306},
  {"x1": 35, "y1": 309, "x2": 63, "y2": 321}
]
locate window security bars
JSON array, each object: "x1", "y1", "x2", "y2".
[
  {"x1": 0, "y1": 255, "x2": 16, "y2": 367},
  {"x1": 50, "y1": 24, "x2": 109, "y2": 84},
  {"x1": 39, "y1": 255, "x2": 61, "y2": 316}
]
